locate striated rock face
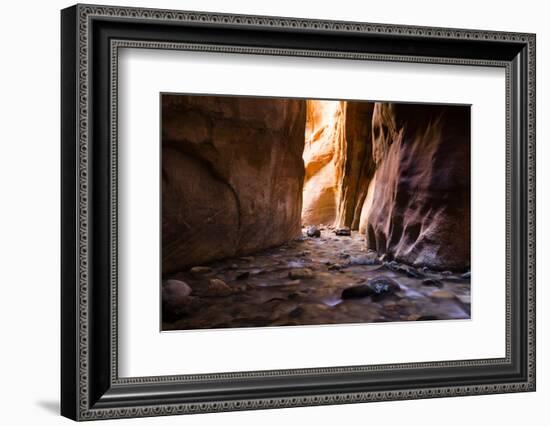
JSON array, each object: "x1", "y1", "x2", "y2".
[
  {"x1": 162, "y1": 95, "x2": 307, "y2": 274},
  {"x1": 302, "y1": 100, "x2": 375, "y2": 229},
  {"x1": 359, "y1": 103, "x2": 470, "y2": 271}
]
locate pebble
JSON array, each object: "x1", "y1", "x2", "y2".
[
  {"x1": 162, "y1": 279, "x2": 192, "y2": 303},
  {"x1": 207, "y1": 278, "x2": 233, "y2": 296},
  {"x1": 306, "y1": 226, "x2": 321, "y2": 238},
  {"x1": 288, "y1": 268, "x2": 314, "y2": 279},
  {"x1": 189, "y1": 266, "x2": 214, "y2": 277},
  {"x1": 334, "y1": 227, "x2": 351, "y2": 236}
]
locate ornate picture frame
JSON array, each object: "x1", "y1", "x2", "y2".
[{"x1": 61, "y1": 4, "x2": 536, "y2": 421}]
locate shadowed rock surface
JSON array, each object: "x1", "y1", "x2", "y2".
[
  {"x1": 359, "y1": 103, "x2": 471, "y2": 271},
  {"x1": 162, "y1": 95, "x2": 307, "y2": 274}
]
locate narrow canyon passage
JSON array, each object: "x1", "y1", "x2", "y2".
[{"x1": 161, "y1": 95, "x2": 471, "y2": 330}]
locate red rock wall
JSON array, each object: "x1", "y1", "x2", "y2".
[
  {"x1": 359, "y1": 103, "x2": 471, "y2": 271},
  {"x1": 162, "y1": 95, "x2": 307, "y2": 274},
  {"x1": 302, "y1": 100, "x2": 375, "y2": 229}
]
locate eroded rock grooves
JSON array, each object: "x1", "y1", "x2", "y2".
[
  {"x1": 162, "y1": 96, "x2": 470, "y2": 329},
  {"x1": 360, "y1": 103, "x2": 471, "y2": 271}
]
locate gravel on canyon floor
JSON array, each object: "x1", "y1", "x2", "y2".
[{"x1": 163, "y1": 228, "x2": 471, "y2": 330}]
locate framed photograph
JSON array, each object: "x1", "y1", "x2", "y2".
[{"x1": 61, "y1": 4, "x2": 536, "y2": 421}]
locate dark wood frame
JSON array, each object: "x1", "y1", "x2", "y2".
[{"x1": 61, "y1": 4, "x2": 536, "y2": 421}]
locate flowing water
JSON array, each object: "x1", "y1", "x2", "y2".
[{"x1": 163, "y1": 229, "x2": 471, "y2": 331}]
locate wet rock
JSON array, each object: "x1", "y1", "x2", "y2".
[
  {"x1": 190, "y1": 266, "x2": 214, "y2": 278},
  {"x1": 367, "y1": 277, "x2": 401, "y2": 297},
  {"x1": 288, "y1": 268, "x2": 314, "y2": 279},
  {"x1": 206, "y1": 278, "x2": 233, "y2": 296},
  {"x1": 430, "y1": 290, "x2": 455, "y2": 299},
  {"x1": 162, "y1": 279, "x2": 192, "y2": 303},
  {"x1": 306, "y1": 226, "x2": 321, "y2": 238},
  {"x1": 339, "y1": 252, "x2": 351, "y2": 259},
  {"x1": 461, "y1": 271, "x2": 471, "y2": 279},
  {"x1": 341, "y1": 284, "x2": 374, "y2": 299},
  {"x1": 441, "y1": 271, "x2": 453, "y2": 276},
  {"x1": 328, "y1": 264, "x2": 342, "y2": 271},
  {"x1": 334, "y1": 227, "x2": 351, "y2": 236},
  {"x1": 162, "y1": 280, "x2": 196, "y2": 321},
  {"x1": 422, "y1": 278, "x2": 444, "y2": 288},
  {"x1": 384, "y1": 260, "x2": 401, "y2": 272},
  {"x1": 341, "y1": 276, "x2": 400, "y2": 300},
  {"x1": 236, "y1": 271, "x2": 250, "y2": 280}
]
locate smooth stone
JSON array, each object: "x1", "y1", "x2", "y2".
[
  {"x1": 306, "y1": 225, "x2": 321, "y2": 238},
  {"x1": 422, "y1": 278, "x2": 444, "y2": 288},
  {"x1": 288, "y1": 268, "x2": 314, "y2": 279},
  {"x1": 207, "y1": 278, "x2": 233, "y2": 296},
  {"x1": 162, "y1": 279, "x2": 192, "y2": 303},
  {"x1": 334, "y1": 227, "x2": 351, "y2": 236}
]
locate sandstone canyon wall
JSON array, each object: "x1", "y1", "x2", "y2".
[
  {"x1": 302, "y1": 100, "x2": 375, "y2": 229},
  {"x1": 359, "y1": 103, "x2": 471, "y2": 271},
  {"x1": 162, "y1": 95, "x2": 307, "y2": 274}
]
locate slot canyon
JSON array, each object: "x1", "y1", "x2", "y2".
[{"x1": 161, "y1": 94, "x2": 471, "y2": 330}]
